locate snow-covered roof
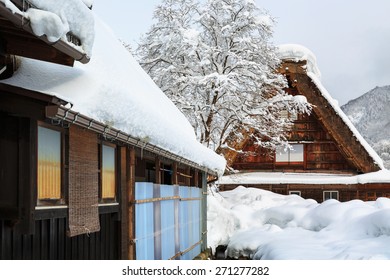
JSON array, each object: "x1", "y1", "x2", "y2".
[
  {"x1": 1, "y1": 14, "x2": 226, "y2": 176},
  {"x1": 277, "y1": 44, "x2": 321, "y2": 79},
  {"x1": 219, "y1": 170, "x2": 390, "y2": 186},
  {"x1": 0, "y1": 0, "x2": 93, "y2": 64},
  {"x1": 277, "y1": 43, "x2": 385, "y2": 170}
]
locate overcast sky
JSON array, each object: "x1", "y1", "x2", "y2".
[{"x1": 93, "y1": 0, "x2": 390, "y2": 105}]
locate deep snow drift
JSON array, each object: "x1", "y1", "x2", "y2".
[{"x1": 208, "y1": 186, "x2": 390, "y2": 260}]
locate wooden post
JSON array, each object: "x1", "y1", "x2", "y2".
[
  {"x1": 194, "y1": 170, "x2": 199, "y2": 188},
  {"x1": 201, "y1": 171, "x2": 207, "y2": 252},
  {"x1": 120, "y1": 146, "x2": 128, "y2": 259},
  {"x1": 127, "y1": 147, "x2": 136, "y2": 260},
  {"x1": 155, "y1": 157, "x2": 161, "y2": 184},
  {"x1": 185, "y1": 166, "x2": 191, "y2": 186},
  {"x1": 172, "y1": 162, "x2": 178, "y2": 185}
]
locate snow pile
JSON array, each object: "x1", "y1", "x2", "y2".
[
  {"x1": 277, "y1": 43, "x2": 384, "y2": 170},
  {"x1": 208, "y1": 186, "x2": 390, "y2": 259},
  {"x1": 2, "y1": 15, "x2": 226, "y2": 176}
]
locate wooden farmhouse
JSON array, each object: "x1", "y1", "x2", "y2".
[
  {"x1": 219, "y1": 45, "x2": 390, "y2": 203},
  {"x1": 0, "y1": 1, "x2": 225, "y2": 260}
]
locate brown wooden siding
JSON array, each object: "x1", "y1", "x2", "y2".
[
  {"x1": 232, "y1": 111, "x2": 357, "y2": 173},
  {"x1": 0, "y1": 210, "x2": 119, "y2": 260}
]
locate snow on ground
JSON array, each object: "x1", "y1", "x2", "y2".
[{"x1": 208, "y1": 186, "x2": 390, "y2": 260}]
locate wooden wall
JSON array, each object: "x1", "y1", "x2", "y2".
[
  {"x1": 232, "y1": 111, "x2": 357, "y2": 173},
  {"x1": 0, "y1": 209, "x2": 120, "y2": 260}
]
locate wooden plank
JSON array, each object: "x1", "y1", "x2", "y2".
[
  {"x1": 120, "y1": 147, "x2": 128, "y2": 260},
  {"x1": 172, "y1": 162, "x2": 178, "y2": 185},
  {"x1": 128, "y1": 148, "x2": 136, "y2": 260},
  {"x1": 58, "y1": 217, "x2": 65, "y2": 259},
  {"x1": 40, "y1": 220, "x2": 48, "y2": 259},
  {"x1": 2, "y1": 222, "x2": 12, "y2": 259},
  {"x1": 0, "y1": 221, "x2": 4, "y2": 259},
  {"x1": 49, "y1": 218, "x2": 56, "y2": 259},
  {"x1": 155, "y1": 157, "x2": 161, "y2": 184}
]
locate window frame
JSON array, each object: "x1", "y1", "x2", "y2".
[
  {"x1": 36, "y1": 122, "x2": 68, "y2": 207},
  {"x1": 275, "y1": 143, "x2": 304, "y2": 164},
  {"x1": 323, "y1": 190, "x2": 339, "y2": 201},
  {"x1": 98, "y1": 141, "x2": 118, "y2": 203},
  {"x1": 280, "y1": 109, "x2": 298, "y2": 121},
  {"x1": 289, "y1": 190, "x2": 301, "y2": 196}
]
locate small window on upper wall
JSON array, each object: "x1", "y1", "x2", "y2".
[
  {"x1": 101, "y1": 144, "x2": 116, "y2": 201},
  {"x1": 37, "y1": 126, "x2": 62, "y2": 203},
  {"x1": 280, "y1": 109, "x2": 298, "y2": 121},
  {"x1": 323, "y1": 191, "x2": 339, "y2": 201},
  {"x1": 275, "y1": 144, "x2": 304, "y2": 163}
]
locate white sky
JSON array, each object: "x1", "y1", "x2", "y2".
[{"x1": 93, "y1": 0, "x2": 390, "y2": 105}]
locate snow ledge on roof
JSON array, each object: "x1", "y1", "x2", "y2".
[
  {"x1": 277, "y1": 43, "x2": 321, "y2": 80},
  {"x1": 219, "y1": 170, "x2": 390, "y2": 186}
]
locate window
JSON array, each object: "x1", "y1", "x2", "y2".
[
  {"x1": 37, "y1": 126, "x2": 62, "y2": 201},
  {"x1": 281, "y1": 109, "x2": 298, "y2": 121},
  {"x1": 101, "y1": 144, "x2": 116, "y2": 201},
  {"x1": 323, "y1": 191, "x2": 339, "y2": 201},
  {"x1": 289, "y1": 191, "x2": 301, "y2": 196},
  {"x1": 276, "y1": 144, "x2": 304, "y2": 163}
]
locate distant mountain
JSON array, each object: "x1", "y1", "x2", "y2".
[{"x1": 341, "y1": 85, "x2": 390, "y2": 169}]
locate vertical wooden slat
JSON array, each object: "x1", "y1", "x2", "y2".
[
  {"x1": 172, "y1": 163, "x2": 178, "y2": 185},
  {"x1": 120, "y1": 147, "x2": 128, "y2": 259},
  {"x1": 58, "y1": 217, "x2": 65, "y2": 259},
  {"x1": 128, "y1": 148, "x2": 136, "y2": 260},
  {"x1": 49, "y1": 218, "x2": 56, "y2": 259},
  {"x1": 40, "y1": 220, "x2": 48, "y2": 259},
  {"x1": 21, "y1": 234, "x2": 32, "y2": 259},
  {"x1": 0, "y1": 221, "x2": 4, "y2": 259},
  {"x1": 155, "y1": 157, "x2": 161, "y2": 185},
  {"x1": 3, "y1": 223, "x2": 12, "y2": 259},
  {"x1": 201, "y1": 171, "x2": 208, "y2": 252}
]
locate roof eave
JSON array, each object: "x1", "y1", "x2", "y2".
[{"x1": 0, "y1": 3, "x2": 90, "y2": 65}]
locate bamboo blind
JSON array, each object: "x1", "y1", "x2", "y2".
[{"x1": 68, "y1": 126, "x2": 100, "y2": 237}]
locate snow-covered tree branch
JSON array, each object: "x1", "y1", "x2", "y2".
[{"x1": 136, "y1": 0, "x2": 311, "y2": 154}]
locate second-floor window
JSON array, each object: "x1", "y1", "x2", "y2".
[{"x1": 275, "y1": 144, "x2": 304, "y2": 163}]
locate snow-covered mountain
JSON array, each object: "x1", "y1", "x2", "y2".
[{"x1": 341, "y1": 85, "x2": 390, "y2": 169}]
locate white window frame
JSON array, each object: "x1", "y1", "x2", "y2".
[
  {"x1": 275, "y1": 144, "x2": 304, "y2": 163},
  {"x1": 323, "y1": 191, "x2": 339, "y2": 201},
  {"x1": 280, "y1": 109, "x2": 298, "y2": 121},
  {"x1": 289, "y1": 191, "x2": 301, "y2": 196}
]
